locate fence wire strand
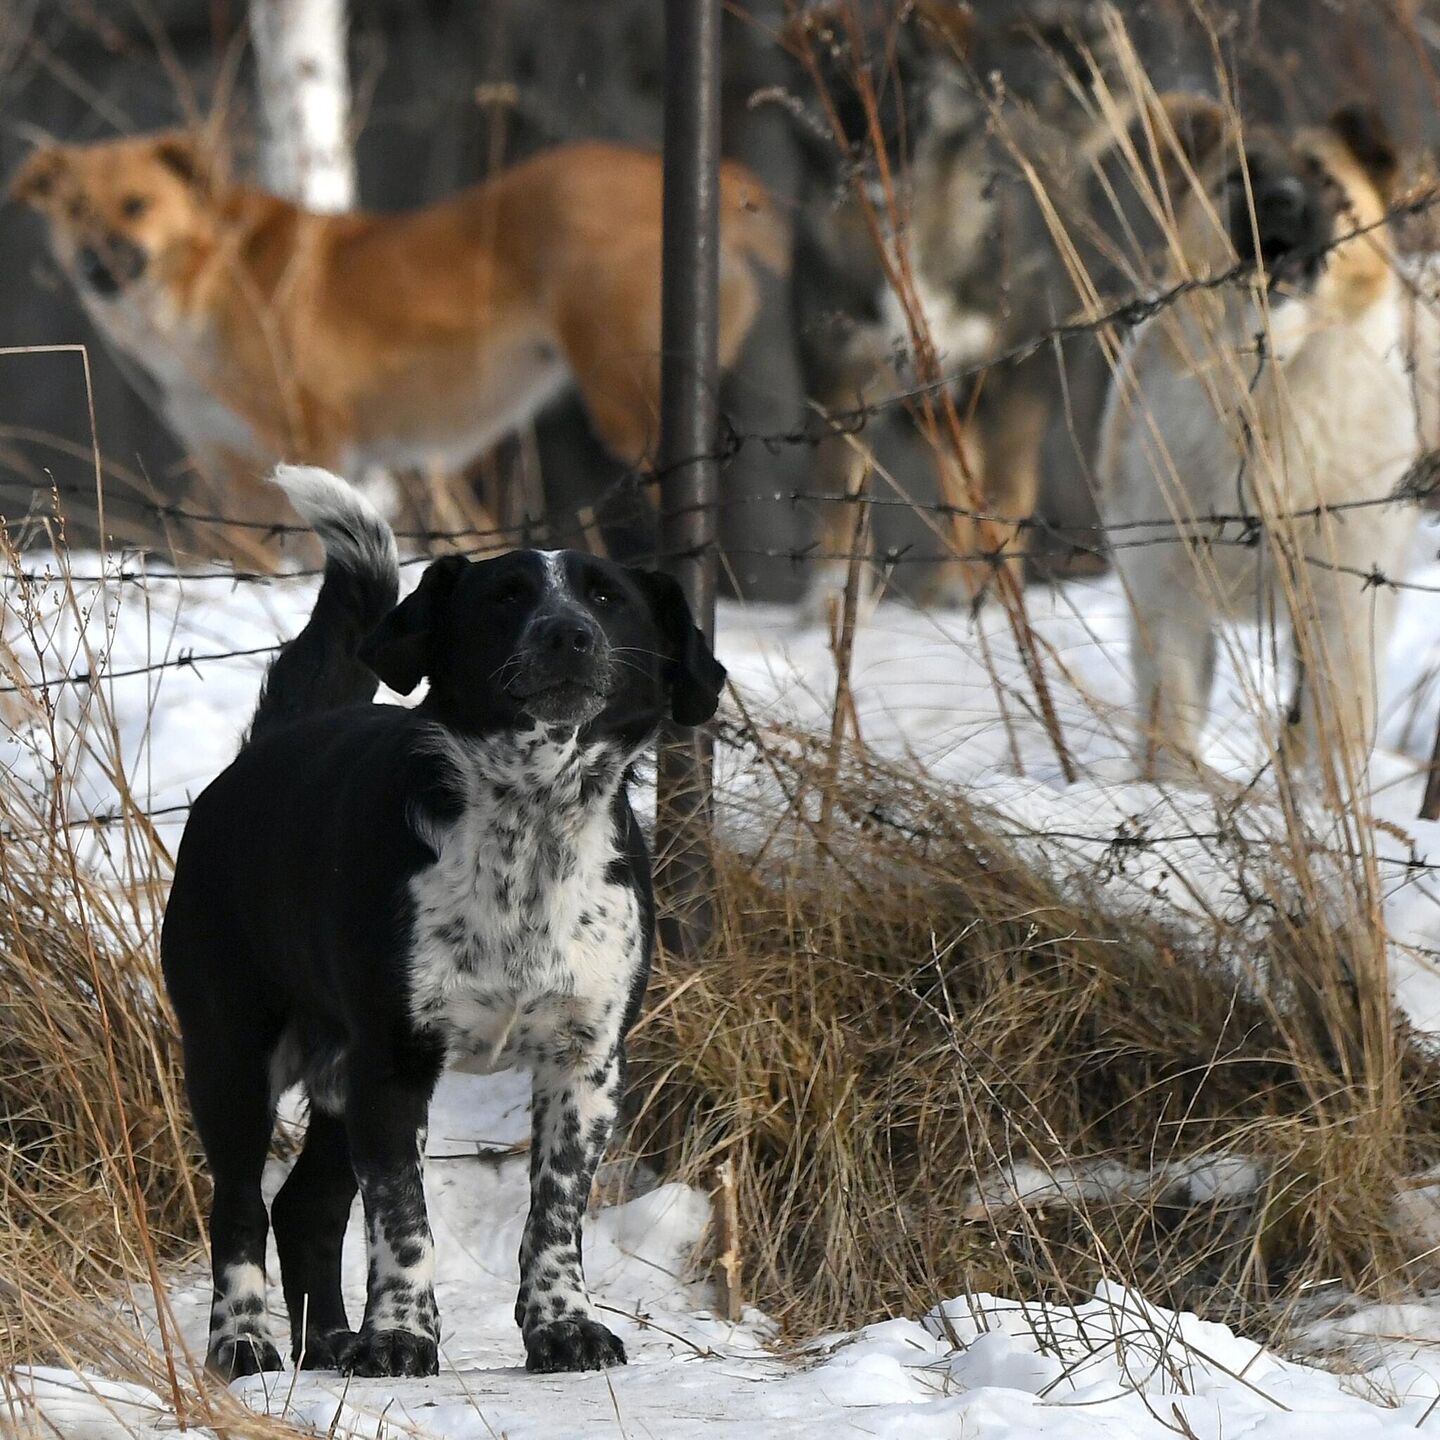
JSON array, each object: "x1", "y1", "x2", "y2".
[{"x1": 5, "y1": 183, "x2": 1440, "y2": 854}]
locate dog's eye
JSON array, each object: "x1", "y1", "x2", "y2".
[
  {"x1": 587, "y1": 582, "x2": 622, "y2": 607},
  {"x1": 494, "y1": 580, "x2": 527, "y2": 605},
  {"x1": 120, "y1": 194, "x2": 149, "y2": 219}
]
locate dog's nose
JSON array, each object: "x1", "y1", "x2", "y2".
[
  {"x1": 77, "y1": 236, "x2": 145, "y2": 296},
  {"x1": 1256, "y1": 176, "x2": 1306, "y2": 225},
  {"x1": 536, "y1": 616, "x2": 597, "y2": 656},
  {"x1": 77, "y1": 245, "x2": 118, "y2": 295},
  {"x1": 1252, "y1": 176, "x2": 1313, "y2": 251}
]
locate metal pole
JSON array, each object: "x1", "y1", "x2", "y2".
[
  {"x1": 655, "y1": 0, "x2": 722, "y2": 956},
  {"x1": 1421, "y1": 714, "x2": 1440, "y2": 821}
]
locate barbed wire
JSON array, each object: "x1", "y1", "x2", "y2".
[
  {"x1": 14, "y1": 742, "x2": 1440, "y2": 878},
  {"x1": 5, "y1": 178, "x2": 1438, "y2": 582},
  {"x1": 2, "y1": 183, "x2": 1439, "y2": 859},
  {"x1": 11, "y1": 519, "x2": 1439, "y2": 596},
  {"x1": 27, "y1": 455, "x2": 1440, "y2": 549},
  {"x1": 8, "y1": 401, "x2": 1440, "y2": 588},
  {"x1": 3, "y1": 640, "x2": 1435, "y2": 876},
  {"x1": 0, "y1": 641, "x2": 283, "y2": 697}
]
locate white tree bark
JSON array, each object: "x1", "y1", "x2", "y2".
[{"x1": 249, "y1": 0, "x2": 356, "y2": 212}]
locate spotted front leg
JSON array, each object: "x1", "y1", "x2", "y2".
[
  {"x1": 515, "y1": 1050, "x2": 626, "y2": 1373},
  {"x1": 207, "y1": 1258, "x2": 282, "y2": 1377},
  {"x1": 338, "y1": 1068, "x2": 442, "y2": 1378}
]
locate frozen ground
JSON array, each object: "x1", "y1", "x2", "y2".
[
  {"x1": 5, "y1": 530, "x2": 1440, "y2": 1436},
  {"x1": 13, "y1": 1069, "x2": 1440, "y2": 1439},
  {"x1": 10, "y1": 1066, "x2": 1440, "y2": 1438}
]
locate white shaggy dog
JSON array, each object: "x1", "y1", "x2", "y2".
[{"x1": 1098, "y1": 98, "x2": 1433, "y2": 780}]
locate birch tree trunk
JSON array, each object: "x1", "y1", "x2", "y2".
[{"x1": 249, "y1": 0, "x2": 356, "y2": 212}]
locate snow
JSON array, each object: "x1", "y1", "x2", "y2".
[
  {"x1": 1, "y1": 1370, "x2": 176, "y2": 1439},
  {"x1": 6, "y1": 529, "x2": 1440, "y2": 1435},
  {"x1": 961, "y1": 1152, "x2": 1267, "y2": 1218},
  {"x1": 14, "y1": 1070, "x2": 1440, "y2": 1438},
  {"x1": 10, "y1": 530, "x2": 1440, "y2": 1022}
]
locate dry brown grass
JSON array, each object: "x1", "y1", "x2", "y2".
[
  {"x1": 629, "y1": 727, "x2": 1440, "y2": 1341},
  {"x1": 0, "y1": 815, "x2": 197, "y2": 1356},
  {"x1": 0, "y1": 551, "x2": 196, "y2": 1384}
]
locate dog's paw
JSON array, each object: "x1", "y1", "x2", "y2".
[
  {"x1": 524, "y1": 1318, "x2": 626, "y2": 1373},
  {"x1": 336, "y1": 1327, "x2": 439, "y2": 1378},
  {"x1": 206, "y1": 1334, "x2": 284, "y2": 1379},
  {"x1": 293, "y1": 1327, "x2": 358, "y2": 1371}
]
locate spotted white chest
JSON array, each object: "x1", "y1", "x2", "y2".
[{"x1": 406, "y1": 727, "x2": 641, "y2": 1072}]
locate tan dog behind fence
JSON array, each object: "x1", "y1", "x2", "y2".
[
  {"x1": 1098, "y1": 96, "x2": 1434, "y2": 781},
  {"x1": 11, "y1": 133, "x2": 787, "y2": 566}
]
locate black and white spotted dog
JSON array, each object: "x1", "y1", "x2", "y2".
[{"x1": 161, "y1": 466, "x2": 724, "y2": 1380}]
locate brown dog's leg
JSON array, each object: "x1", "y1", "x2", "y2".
[
  {"x1": 798, "y1": 414, "x2": 876, "y2": 625},
  {"x1": 919, "y1": 417, "x2": 988, "y2": 608},
  {"x1": 976, "y1": 380, "x2": 1050, "y2": 585},
  {"x1": 558, "y1": 256, "x2": 663, "y2": 472}
]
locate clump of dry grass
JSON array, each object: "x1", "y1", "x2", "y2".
[
  {"x1": 0, "y1": 554, "x2": 203, "y2": 1380},
  {"x1": 630, "y1": 728, "x2": 1440, "y2": 1340},
  {"x1": 0, "y1": 804, "x2": 199, "y2": 1369}
]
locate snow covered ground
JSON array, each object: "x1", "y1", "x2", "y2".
[
  {"x1": 10, "y1": 1066, "x2": 1440, "y2": 1438},
  {"x1": 6, "y1": 529, "x2": 1440, "y2": 1436},
  {"x1": 12, "y1": 1069, "x2": 1440, "y2": 1439}
]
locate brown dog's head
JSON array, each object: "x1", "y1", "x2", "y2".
[
  {"x1": 10, "y1": 132, "x2": 217, "y2": 301},
  {"x1": 1137, "y1": 96, "x2": 1399, "y2": 321}
]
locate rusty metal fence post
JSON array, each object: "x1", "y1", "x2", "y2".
[{"x1": 655, "y1": 0, "x2": 722, "y2": 956}]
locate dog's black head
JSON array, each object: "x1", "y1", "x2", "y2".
[
  {"x1": 357, "y1": 550, "x2": 725, "y2": 741},
  {"x1": 1220, "y1": 133, "x2": 1344, "y2": 292}
]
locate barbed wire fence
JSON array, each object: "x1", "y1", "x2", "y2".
[{"x1": 5, "y1": 185, "x2": 1440, "y2": 882}]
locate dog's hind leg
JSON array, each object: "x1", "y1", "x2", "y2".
[
  {"x1": 797, "y1": 422, "x2": 876, "y2": 627},
  {"x1": 1131, "y1": 604, "x2": 1217, "y2": 783},
  {"x1": 1288, "y1": 564, "x2": 1396, "y2": 774},
  {"x1": 272, "y1": 1109, "x2": 358, "y2": 1370},
  {"x1": 516, "y1": 1050, "x2": 627, "y2": 1373},
  {"x1": 559, "y1": 265, "x2": 663, "y2": 471},
  {"x1": 976, "y1": 379, "x2": 1050, "y2": 584},
  {"x1": 184, "y1": 1034, "x2": 284, "y2": 1378},
  {"x1": 335, "y1": 1056, "x2": 442, "y2": 1378}
]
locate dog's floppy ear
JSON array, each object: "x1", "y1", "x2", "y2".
[
  {"x1": 358, "y1": 554, "x2": 468, "y2": 695},
  {"x1": 153, "y1": 134, "x2": 210, "y2": 191},
  {"x1": 633, "y1": 569, "x2": 727, "y2": 726},
  {"x1": 10, "y1": 146, "x2": 66, "y2": 207},
  {"x1": 1329, "y1": 103, "x2": 1399, "y2": 203},
  {"x1": 1126, "y1": 92, "x2": 1228, "y2": 203}
]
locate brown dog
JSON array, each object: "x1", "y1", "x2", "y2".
[{"x1": 11, "y1": 133, "x2": 785, "y2": 561}]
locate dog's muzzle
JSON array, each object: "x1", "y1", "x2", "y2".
[
  {"x1": 1232, "y1": 177, "x2": 1329, "y2": 294},
  {"x1": 506, "y1": 613, "x2": 613, "y2": 725},
  {"x1": 76, "y1": 236, "x2": 147, "y2": 297}
]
